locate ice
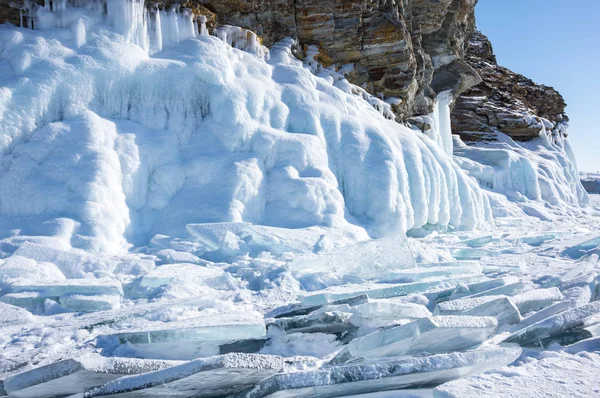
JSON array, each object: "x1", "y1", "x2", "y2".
[
  {"x1": 289, "y1": 235, "x2": 416, "y2": 282},
  {"x1": 427, "y1": 91, "x2": 454, "y2": 156},
  {"x1": 0, "y1": 256, "x2": 65, "y2": 282},
  {"x1": 301, "y1": 280, "x2": 452, "y2": 308},
  {"x1": 84, "y1": 353, "x2": 284, "y2": 398},
  {"x1": 0, "y1": 292, "x2": 44, "y2": 312},
  {"x1": 3, "y1": 354, "x2": 181, "y2": 398},
  {"x1": 461, "y1": 235, "x2": 494, "y2": 248},
  {"x1": 427, "y1": 277, "x2": 519, "y2": 304},
  {"x1": 513, "y1": 233, "x2": 558, "y2": 246},
  {"x1": 98, "y1": 316, "x2": 267, "y2": 360},
  {"x1": 0, "y1": 14, "x2": 492, "y2": 256},
  {"x1": 463, "y1": 298, "x2": 521, "y2": 326},
  {"x1": 565, "y1": 336, "x2": 600, "y2": 354},
  {"x1": 332, "y1": 316, "x2": 497, "y2": 363},
  {"x1": 451, "y1": 248, "x2": 503, "y2": 260},
  {"x1": 434, "y1": 296, "x2": 507, "y2": 315},
  {"x1": 350, "y1": 301, "x2": 432, "y2": 327},
  {"x1": 380, "y1": 264, "x2": 482, "y2": 284},
  {"x1": 561, "y1": 234, "x2": 600, "y2": 259},
  {"x1": 245, "y1": 347, "x2": 522, "y2": 398},
  {"x1": 511, "y1": 288, "x2": 563, "y2": 315},
  {"x1": 154, "y1": 249, "x2": 201, "y2": 265},
  {"x1": 465, "y1": 280, "x2": 524, "y2": 299},
  {"x1": 0, "y1": 302, "x2": 34, "y2": 327},
  {"x1": 269, "y1": 310, "x2": 357, "y2": 335},
  {"x1": 267, "y1": 295, "x2": 368, "y2": 319},
  {"x1": 511, "y1": 300, "x2": 572, "y2": 332},
  {"x1": 8, "y1": 279, "x2": 124, "y2": 298},
  {"x1": 505, "y1": 301, "x2": 600, "y2": 347},
  {"x1": 58, "y1": 294, "x2": 121, "y2": 312},
  {"x1": 214, "y1": 25, "x2": 269, "y2": 59}
]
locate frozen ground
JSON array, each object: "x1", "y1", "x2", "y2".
[{"x1": 1, "y1": 1, "x2": 599, "y2": 396}]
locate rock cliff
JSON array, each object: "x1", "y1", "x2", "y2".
[{"x1": 0, "y1": 0, "x2": 567, "y2": 141}]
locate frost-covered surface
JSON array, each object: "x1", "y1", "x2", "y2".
[{"x1": 0, "y1": 0, "x2": 599, "y2": 396}]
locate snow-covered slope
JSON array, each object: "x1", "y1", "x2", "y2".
[{"x1": 0, "y1": 1, "x2": 493, "y2": 255}]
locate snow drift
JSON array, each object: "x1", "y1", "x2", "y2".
[{"x1": 0, "y1": 0, "x2": 493, "y2": 255}]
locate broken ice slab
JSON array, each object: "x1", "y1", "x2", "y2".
[
  {"x1": 505, "y1": 301, "x2": 600, "y2": 347},
  {"x1": 0, "y1": 302, "x2": 34, "y2": 327},
  {"x1": 154, "y1": 249, "x2": 201, "y2": 265},
  {"x1": 12, "y1": 242, "x2": 155, "y2": 278},
  {"x1": 244, "y1": 347, "x2": 521, "y2": 398},
  {"x1": 331, "y1": 316, "x2": 497, "y2": 364},
  {"x1": 269, "y1": 310, "x2": 357, "y2": 335},
  {"x1": 561, "y1": 234, "x2": 600, "y2": 259},
  {"x1": 288, "y1": 234, "x2": 416, "y2": 281},
  {"x1": 434, "y1": 296, "x2": 506, "y2": 315},
  {"x1": 351, "y1": 301, "x2": 432, "y2": 324},
  {"x1": 510, "y1": 288, "x2": 563, "y2": 315},
  {"x1": 3, "y1": 354, "x2": 182, "y2": 398},
  {"x1": 461, "y1": 235, "x2": 494, "y2": 248},
  {"x1": 8, "y1": 279, "x2": 124, "y2": 298},
  {"x1": 562, "y1": 285, "x2": 593, "y2": 307},
  {"x1": 59, "y1": 294, "x2": 121, "y2": 313},
  {"x1": 510, "y1": 233, "x2": 559, "y2": 247},
  {"x1": 0, "y1": 292, "x2": 44, "y2": 312},
  {"x1": 300, "y1": 280, "x2": 459, "y2": 308},
  {"x1": 510, "y1": 300, "x2": 572, "y2": 332},
  {"x1": 135, "y1": 264, "x2": 224, "y2": 290},
  {"x1": 464, "y1": 280, "x2": 523, "y2": 299},
  {"x1": 565, "y1": 336, "x2": 600, "y2": 354},
  {"x1": 266, "y1": 295, "x2": 368, "y2": 319},
  {"x1": 426, "y1": 277, "x2": 519, "y2": 304},
  {"x1": 463, "y1": 298, "x2": 521, "y2": 326},
  {"x1": 98, "y1": 316, "x2": 267, "y2": 360},
  {"x1": 450, "y1": 248, "x2": 503, "y2": 260},
  {"x1": 84, "y1": 353, "x2": 285, "y2": 398},
  {"x1": 380, "y1": 264, "x2": 482, "y2": 284}
]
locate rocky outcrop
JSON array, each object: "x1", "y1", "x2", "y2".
[{"x1": 451, "y1": 31, "x2": 568, "y2": 142}]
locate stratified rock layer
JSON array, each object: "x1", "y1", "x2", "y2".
[{"x1": 451, "y1": 31, "x2": 567, "y2": 142}]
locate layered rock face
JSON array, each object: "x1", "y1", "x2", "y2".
[{"x1": 451, "y1": 31, "x2": 568, "y2": 142}]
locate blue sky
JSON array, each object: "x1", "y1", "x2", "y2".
[{"x1": 475, "y1": 0, "x2": 599, "y2": 172}]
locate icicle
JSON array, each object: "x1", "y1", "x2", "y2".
[{"x1": 199, "y1": 15, "x2": 208, "y2": 36}]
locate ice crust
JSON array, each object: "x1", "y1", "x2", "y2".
[
  {"x1": 83, "y1": 353, "x2": 285, "y2": 398},
  {"x1": 245, "y1": 347, "x2": 522, "y2": 398},
  {"x1": 4, "y1": 354, "x2": 182, "y2": 398},
  {"x1": 0, "y1": 302, "x2": 34, "y2": 326}
]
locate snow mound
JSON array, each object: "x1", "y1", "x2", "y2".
[{"x1": 0, "y1": 0, "x2": 491, "y2": 257}]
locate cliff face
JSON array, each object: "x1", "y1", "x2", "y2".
[
  {"x1": 0, "y1": 0, "x2": 567, "y2": 141},
  {"x1": 452, "y1": 31, "x2": 567, "y2": 142},
  {"x1": 183, "y1": 0, "x2": 482, "y2": 119}
]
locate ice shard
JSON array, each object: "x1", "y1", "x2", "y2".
[
  {"x1": 3, "y1": 355, "x2": 182, "y2": 398},
  {"x1": 98, "y1": 316, "x2": 267, "y2": 360},
  {"x1": 434, "y1": 296, "x2": 506, "y2": 315},
  {"x1": 331, "y1": 316, "x2": 497, "y2": 364},
  {"x1": 269, "y1": 310, "x2": 357, "y2": 335},
  {"x1": 244, "y1": 347, "x2": 522, "y2": 398},
  {"x1": 0, "y1": 302, "x2": 34, "y2": 327},
  {"x1": 83, "y1": 353, "x2": 285, "y2": 398},
  {"x1": 511, "y1": 288, "x2": 563, "y2": 315},
  {"x1": 59, "y1": 294, "x2": 121, "y2": 312},
  {"x1": 267, "y1": 295, "x2": 368, "y2": 319},
  {"x1": 8, "y1": 279, "x2": 124, "y2": 298},
  {"x1": 505, "y1": 301, "x2": 600, "y2": 347},
  {"x1": 463, "y1": 298, "x2": 521, "y2": 326}
]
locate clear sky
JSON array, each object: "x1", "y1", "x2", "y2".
[{"x1": 475, "y1": 0, "x2": 600, "y2": 172}]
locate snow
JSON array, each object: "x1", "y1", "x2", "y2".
[
  {"x1": 0, "y1": 302, "x2": 35, "y2": 326},
  {"x1": 433, "y1": 351, "x2": 600, "y2": 398}
]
